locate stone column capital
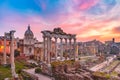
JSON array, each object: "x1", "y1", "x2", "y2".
[
  {"x1": 54, "y1": 37, "x2": 58, "y2": 40},
  {"x1": 74, "y1": 38, "x2": 76, "y2": 40},
  {"x1": 10, "y1": 30, "x2": 16, "y2": 40},
  {"x1": 64, "y1": 38, "x2": 67, "y2": 40},
  {"x1": 60, "y1": 38, "x2": 63, "y2": 40},
  {"x1": 47, "y1": 36, "x2": 52, "y2": 39},
  {"x1": 43, "y1": 36, "x2": 46, "y2": 38},
  {"x1": 10, "y1": 30, "x2": 16, "y2": 35}
]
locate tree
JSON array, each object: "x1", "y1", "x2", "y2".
[
  {"x1": 110, "y1": 46, "x2": 119, "y2": 55},
  {"x1": 14, "y1": 49, "x2": 20, "y2": 57}
]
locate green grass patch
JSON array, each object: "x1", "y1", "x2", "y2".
[
  {"x1": 51, "y1": 60, "x2": 75, "y2": 68},
  {"x1": 110, "y1": 71, "x2": 118, "y2": 77},
  {"x1": 0, "y1": 65, "x2": 12, "y2": 80},
  {"x1": 15, "y1": 61, "x2": 28, "y2": 73},
  {"x1": 0, "y1": 60, "x2": 28, "y2": 80},
  {"x1": 104, "y1": 60, "x2": 120, "y2": 71},
  {"x1": 93, "y1": 72, "x2": 111, "y2": 79}
]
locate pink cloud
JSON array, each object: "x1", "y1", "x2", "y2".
[
  {"x1": 73, "y1": 0, "x2": 99, "y2": 10},
  {"x1": 0, "y1": 1, "x2": 120, "y2": 43},
  {"x1": 0, "y1": 12, "x2": 46, "y2": 41},
  {"x1": 58, "y1": 16, "x2": 120, "y2": 42}
]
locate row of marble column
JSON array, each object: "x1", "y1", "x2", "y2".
[{"x1": 43, "y1": 36, "x2": 78, "y2": 64}]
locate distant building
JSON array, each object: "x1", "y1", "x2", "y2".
[
  {"x1": 0, "y1": 25, "x2": 44, "y2": 61},
  {"x1": 105, "y1": 38, "x2": 120, "y2": 55},
  {"x1": 23, "y1": 25, "x2": 37, "y2": 56},
  {"x1": 0, "y1": 36, "x2": 18, "y2": 54},
  {"x1": 78, "y1": 40, "x2": 105, "y2": 56},
  {"x1": 17, "y1": 25, "x2": 43, "y2": 60}
]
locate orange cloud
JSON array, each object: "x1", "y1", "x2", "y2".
[
  {"x1": 59, "y1": 17, "x2": 120, "y2": 42},
  {"x1": 112, "y1": 26, "x2": 120, "y2": 33}
]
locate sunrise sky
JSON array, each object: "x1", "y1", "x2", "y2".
[{"x1": 0, "y1": 0, "x2": 120, "y2": 42}]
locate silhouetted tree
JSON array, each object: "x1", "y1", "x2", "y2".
[
  {"x1": 110, "y1": 46, "x2": 119, "y2": 55},
  {"x1": 14, "y1": 49, "x2": 20, "y2": 57}
]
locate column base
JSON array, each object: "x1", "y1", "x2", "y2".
[
  {"x1": 47, "y1": 64, "x2": 52, "y2": 76},
  {"x1": 13, "y1": 74, "x2": 18, "y2": 80},
  {"x1": 47, "y1": 63, "x2": 51, "y2": 67},
  {"x1": 75, "y1": 58, "x2": 78, "y2": 61},
  {"x1": 2, "y1": 63, "x2": 9, "y2": 67}
]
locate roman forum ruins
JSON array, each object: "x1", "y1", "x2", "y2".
[{"x1": 41, "y1": 28, "x2": 78, "y2": 64}]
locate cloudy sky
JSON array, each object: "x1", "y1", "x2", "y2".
[{"x1": 0, "y1": 0, "x2": 120, "y2": 42}]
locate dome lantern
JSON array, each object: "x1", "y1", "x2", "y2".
[{"x1": 24, "y1": 25, "x2": 34, "y2": 39}]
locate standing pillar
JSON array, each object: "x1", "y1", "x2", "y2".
[
  {"x1": 10, "y1": 30, "x2": 17, "y2": 78},
  {"x1": 65, "y1": 38, "x2": 67, "y2": 60},
  {"x1": 47, "y1": 37, "x2": 49, "y2": 63},
  {"x1": 60, "y1": 38, "x2": 63, "y2": 60},
  {"x1": 65, "y1": 38, "x2": 67, "y2": 49},
  {"x1": 49, "y1": 37, "x2": 52, "y2": 63},
  {"x1": 3, "y1": 33, "x2": 7, "y2": 65},
  {"x1": 55, "y1": 37, "x2": 58, "y2": 60},
  {"x1": 43, "y1": 36, "x2": 46, "y2": 62},
  {"x1": 74, "y1": 38, "x2": 78, "y2": 61},
  {"x1": 47, "y1": 37, "x2": 51, "y2": 64},
  {"x1": 69, "y1": 38, "x2": 72, "y2": 59}
]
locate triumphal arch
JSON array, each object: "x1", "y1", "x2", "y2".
[{"x1": 41, "y1": 28, "x2": 78, "y2": 64}]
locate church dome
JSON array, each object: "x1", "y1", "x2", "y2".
[{"x1": 24, "y1": 25, "x2": 34, "y2": 38}]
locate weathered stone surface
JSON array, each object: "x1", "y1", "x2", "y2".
[{"x1": 51, "y1": 61, "x2": 93, "y2": 80}]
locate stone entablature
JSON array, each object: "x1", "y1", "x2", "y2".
[{"x1": 41, "y1": 28, "x2": 76, "y2": 39}]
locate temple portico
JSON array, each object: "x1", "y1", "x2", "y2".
[{"x1": 41, "y1": 28, "x2": 78, "y2": 64}]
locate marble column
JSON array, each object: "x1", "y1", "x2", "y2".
[
  {"x1": 74, "y1": 38, "x2": 78, "y2": 60},
  {"x1": 64, "y1": 38, "x2": 67, "y2": 60},
  {"x1": 47, "y1": 37, "x2": 49, "y2": 63},
  {"x1": 47, "y1": 37, "x2": 51, "y2": 64},
  {"x1": 49, "y1": 37, "x2": 52, "y2": 63},
  {"x1": 69, "y1": 38, "x2": 72, "y2": 59},
  {"x1": 10, "y1": 30, "x2": 17, "y2": 78},
  {"x1": 65, "y1": 38, "x2": 67, "y2": 51},
  {"x1": 43, "y1": 36, "x2": 46, "y2": 61},
  {"x1": 3, "y1": 33, "x2": 7, "y2": 65},
  {"x1": 60, "y1": 38, "x2": 63, "y2": 60},
  {"x1": 55, "y1": 37, "x2": 58, "y2": 60}
]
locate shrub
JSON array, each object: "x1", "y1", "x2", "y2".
[
  {"x1": 4, "y1": 64, "x2": 11, "y2": 68},
  {"x1": 14, "y1": 49, "x2": 20, "y2": 57},
  {"x1": 35, "y1": 67, "x2": 41, "y2": 73},
  {"x1": 31, "y1": 63, "x2": 37, "y2": 67},
  {"x1": 17, "y1": 69, "x2": 22, "y2": 74},
  {"x1": 21, "y1": 72, "x2": 33, "y2": 80}
]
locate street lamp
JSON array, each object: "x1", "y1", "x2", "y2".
[{"x1": 0, "y1": 45, "x2": 4, "y2": 49}]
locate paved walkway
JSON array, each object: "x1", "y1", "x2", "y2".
[
  {"x1": 23, "y1": 68, "x2": 52, "y2": 80},
  {"x1": 90, "y1": 61, "x2": 108, "y2": 71},
  {"x1": 90, "y1": 55, "x2": 116, "y2": 72}
]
